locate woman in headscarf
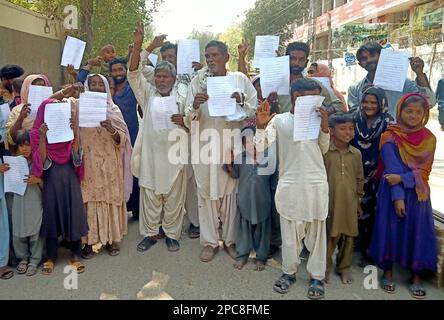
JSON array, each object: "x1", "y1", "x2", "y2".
[
  {"x1": 6, "y1": 74, "x2": 51, "y2": 151},
  {"x1": 351, "y1": 86, "x2": 394, "y2": 266},
  {"x1": 75, "y1": 74, "x2": 132, "y2": 258},
  {"x1": 30, "y1": 98, "x2": 88, "y2": 275},
  {"x1": 369, "y1": 93, "x2": 437, "y2": 299},
  {"x1": 307, "y1": 63, "x2": 347, "y2": 112}
]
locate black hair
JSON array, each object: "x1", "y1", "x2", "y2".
[
  {"x1": 328, "y1": 112, "x2": 355, "y2": 128},
  {"x1": 285, "y1": 42, "x2": 310, "y2": 57},
  {"x1": 160, "y1": 43, "x2": 177, "y2": 54},
  {"x1": 109, "y1": 57, "x2": 128, "y2": 72},
  {"x1": 16, "y1": 130, "x2": 30, "y2": 146},
  {"x1": 290, "y1": 78, "x2": 322, "y2": 95},
  {"x1": 400, "y1": 95, "x2": 428, "y2": 111},
  {"x1": 12, "y1": 78, "x2": 24, "y2": 93},
  {"x1": 356, "y1": 41, "x2": 383, "y2": 62},
  {"x1": 0, "y1": 65, "x2": 24, "y2": 80},
  {"x1": 205, "y1": 40, "x2": 228, "y2": 55}
]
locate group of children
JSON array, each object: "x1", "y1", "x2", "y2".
[{"x1": 0, "y1": 36, "x2": 439, "y2": 301}]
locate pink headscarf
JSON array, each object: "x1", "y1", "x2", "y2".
[
  {"x1": 84, "y1": 74, "x2": 133, "y2": 202},
  {"x1": 308, "y1": 63, "x2": 348, "y2": 112},
  {"x1": 20, "y1": 74, "x2": 50, "y2": 104},
  {"x1": 30, "y1": 98, "x2": 84, "y2": 179}
]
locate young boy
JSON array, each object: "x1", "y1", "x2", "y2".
[
  {"x1": 323, "y1": 113, "x2": 364, "y2": 284},
  {"x1": 255, "y1": 79, "x2": 330, "y2": 299},
  {"x1": 223, "y1": 126, "x2": 276, "y2": 271},
  {"x1": 7, "y1": 130, "x2": 44, "y2": 276}
]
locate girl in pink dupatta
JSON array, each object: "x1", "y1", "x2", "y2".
[
  {"x1": 307, "y1": 63, "x2": 348, "y2": 112},
  {"x1": 30, "y1": 98, "x2": 88, "y2": 275},
  {"x1": 78, "y1": 74, "x2": 132, "y2": 258}
]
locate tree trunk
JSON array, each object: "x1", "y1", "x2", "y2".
[{"x1": 80, "y1": 0, "x2": 94, "y2": 56}]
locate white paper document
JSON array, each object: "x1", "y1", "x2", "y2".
[
  {"x1": 259, "y1": 56, "x2": 290, "y2": 98},
  {"x1": 374, "y1": 49, "x2": 410, "y2": 92},
  {"x1": 293, "y1": 95, "x2": 325, "y2": 141},
  {"x1": 3, "y1": 156, "x2": 29, "y2": 196},
  {"x1": 253, "y1": 35, "x2": 280, "y2": 68},
  {"x1": 149, "y1": 53, "x2": 158, "y2": 67},
  {"x1": 28, "y1": 85, "x2": 53, "y2": 118},
  {"x1": 0, "y1": 103, "x2": 10, "y2": 124},
  {"x1": 150, "y1": 96, "x2": 178, "y2": 131},
  {"x1": 79, "y1": 92, "x2": 108, "y2": 127},
  {"x1": 311, "y1": 77, "x2": 333, "y2": 93},
  {"x1": 44, "y1": 102, "x2": 74, "y2": 144},
  {"x1": 177, "y1": 40, "x2": 200, "y2": 75},
  {"x1": 207, "y1": 76, "x2": 236, "y2": 117},
  {"x1": 61, "y1": 36, "x2": 87, "y2": 69}
]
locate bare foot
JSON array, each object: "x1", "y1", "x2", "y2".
[
  {"x1": 233, "y1": 258, "x2": 248, "y2": 270},
  {"x1": 254, "y1": 260, "x2": 266, "y2": 271},
  {"x1": 338, "y1": 272, "x2": 353, "y2": 284}
]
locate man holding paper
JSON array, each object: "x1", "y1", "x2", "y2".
[
  {"x1": 128, "y1": 22, "x2": 188, "y2": 253},
  {"x1": 185, "y1": 40, "x2": 257, "y2": 263},
  {"x1": 271, "y1": 42, "x2": 342, "y2": 115},
  {"x1": 255, "y1": 78, "x2": 329, "y2": 299},
  {"x1": 348, "y1": 41, "x2": 435, "y2": 117}
]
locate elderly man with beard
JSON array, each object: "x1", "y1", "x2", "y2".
[
  {"x1": 128, "y1": 22, "x2": 188, "y2": 253},
  {"x1": 185, "y1": 40, "x2": 258, "y2": 263},
  {"x1": 348, "y1": 41, "x2": 435, "y2": 117}
]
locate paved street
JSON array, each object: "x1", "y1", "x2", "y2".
[{"x1": 1, "y1": 218, "x2": 443, "y2": 300}]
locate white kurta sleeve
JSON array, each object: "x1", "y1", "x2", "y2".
[
  {"x1": 254, "y1": 116, "x2": 277, "y2": 153},
  {"x1": 318, "y1": 130, "x2": 330, "y2": 155},
  {"x1": 127, "y1": 65, "x2": 156, "y2": 114},
  {"x1": 238, "y1": 73, "x2": 258, "y2": 118},
  {"x1": 184, "y1": 77, "x2": 201, "y2": 122}
]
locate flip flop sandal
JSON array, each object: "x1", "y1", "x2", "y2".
[
  {"x1": 16, "y1": 260, "x2": 28, "y2": 274},
  {"x1": 81, "y1": 245, "x2": 95, "y2": 259},
  {"x1": 273, "y1": 274, "x2": 296, "y2": 294},
  {"x1": 137, "y1": 236, "x2": 157, "y2": 252},
  {"x1": 307, "y1": 279, "x2": 325, "y2": 300},
  {"x1": 0, "y1": 267, "x2": 14, "y2": 280},
  {"x1": 41, "y1": 260, "x2": 55, "y2": 275},
  {"x1": 188, "y1": 224, "x2": 200, "y2": 239},
  {"x1": 381, "y1": 277, "x2": 396, "y2": 294},
  {"x1": 409, "y1": 284, "x2": 427, "y2": 299},
  {"x1": 68, "y1": 259, "x2": 85, "y2": 274},
  {"x1": 165, "y1": 237, "x2": 180, "y2": 252},
  {"x1": 26, "y1": 264, "x2": 39, "y2": 277}
]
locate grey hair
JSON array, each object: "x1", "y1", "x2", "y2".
[{"x1": 154, "y1": 61, "x2": 177, "y2": 79}]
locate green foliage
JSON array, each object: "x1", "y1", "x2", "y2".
[
  {"x1": 242, "y1": 0, "x2": 309, "y2": 56},
  {"x1": 8, "y1": 0, "x2": 162, "y2": 59},
  {"x1": 188, "y1": 29, "x2": 219, "y2": 61},
  {"x1": 218, "y1": 24, "x2": 243, "y2": 71}
]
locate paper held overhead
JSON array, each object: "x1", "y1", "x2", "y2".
[{"x1": 61, "y1": 36, "x2": 87, "y2": 69}]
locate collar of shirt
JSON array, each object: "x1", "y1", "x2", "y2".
[{"x1": 329, "y1": 142, "x2": 354, "y2": 154}]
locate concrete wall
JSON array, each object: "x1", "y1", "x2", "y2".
[{"x1": 0, "y1": 0, "x2": 65, "y2": 88}]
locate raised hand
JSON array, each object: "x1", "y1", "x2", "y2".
[
  {"x1": 148, "y1": 34, "x2": 168, "y2": 51},
  {"x1": 317, "y1": 107, "x2": 329, "y2": 133},
  {"x1": 409, "y1": 57, "x2": 425, "y2": 75},
  {"x1": 170, "y1": 114, "x2": 185, "y2": 127},
  {"x1": 256, "y1": 100, "x2": 276, "y2": 129},
  {"x1": 133, "y1": 22, "x2": 145, "y2": 47},
  {"x1": 0, "y1": 163, "x2": 10, "y2": 173},
  {"x1": 238, "y1": 39, "x2": 249, "y2": 57},
  {"x1": 40, "y1": 123, "x2": 48, "y2": 138},
  {"x1": 18, "y1": 104, "x2": 31, "y2": 121}
]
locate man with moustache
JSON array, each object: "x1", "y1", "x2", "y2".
[
  {"x1": 348, "y1": 41, "x2": 435, "y2": 117},
  {"x1": 273, "y1": 42, "x2": 343, "y2": 114}
]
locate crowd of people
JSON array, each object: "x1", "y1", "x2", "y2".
[{"x1": 0, "y1": 21, "x2": 442, "y2": 300}]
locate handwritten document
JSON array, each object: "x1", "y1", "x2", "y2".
[
  {"x1": 28, "y1": 85, "x2": 53, "y2": 118},
  {"x1": 207, "y1": 76, "x2": 236, "y2": 117},
  {"x1": 44, "y1": 102, "x2": 74, "y2": 144},
  {"x1": 177, "y1": 40, "x2": 200, "y2": 75},
  {"x1": 374, "y1": 49, "x2": 410, "y2": 92},
  {"x1": 150, "y1": 96, "x2": 178, "y2": 131},
  {"x1": 253, "y1": 35, "x2": 280, "y2": 68},
  {"x1": 3, "y1": 156, "x2": 29, "y2": 196},
  {"x1": 0, "y1": 103, "x2": 10, "y2": 124},
  {"x1": 293, "y1": 95, "x2": 325, "y2": 141},
  {"x1": 311, "y1": 77, "x2": 333, "y2": 93},
  {"x1": 79, "y1": 92, "x2": 108, "y2": 127},
  {"x1": 259, "y1": 56, "x2": 290, "y2": 98},
  {"x1": 61, "y1": 36, "x2": 87, "y2": 69}
]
